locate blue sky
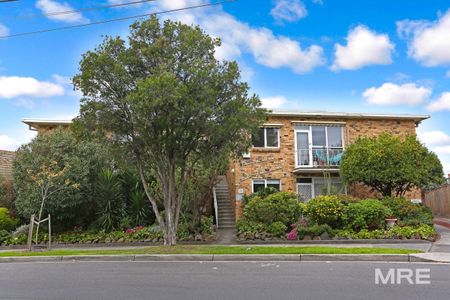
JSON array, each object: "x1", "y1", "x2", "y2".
[{"x1": 0, "y1": 0, "x2": 450, "y2": 174}]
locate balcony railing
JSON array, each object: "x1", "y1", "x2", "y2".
[{"x1": 296, "y1": 147, "x2": 344, "y2": 168}]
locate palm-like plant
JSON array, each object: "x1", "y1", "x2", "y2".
[{"x1": 96, "y1": 169, "x2": 124, "y2": 232}]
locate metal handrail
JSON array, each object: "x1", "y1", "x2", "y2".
[{"x1": 212, "y1": 187, "x2": 219, "y2": 229}]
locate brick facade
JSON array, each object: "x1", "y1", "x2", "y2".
[{"x1": 228, "y1": 113, "x2": 425, "y2": 219}]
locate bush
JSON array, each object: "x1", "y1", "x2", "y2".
[
  {"x1": 0, "y1": 229, "x2": 11, "y2": 245},
  {"x1": 96, "y1": 170, "x2": 125, "y2": 232},
  {"x1": 305, "y1": 195, "x2": 345, "y2": 228},
  {"x1": 380, "y1": 197, "x2": 433, "y2": 226},
  {"x1": 199, "y1": 216, "x2": 214, "y2": 235},
  {"x1": 335, "y1": 224, "x2": 437, "y2": 240},
  {"x1": 236, "y1": 220, "x2": 268, "y2": 235},
  {"x1": 297, "y1": 224, "x2": 334, "y2": 239},
  {"x1": 0, "y1": 179, "x2": 15, "y2": 210},
  {"x1": 342, "y1": 199, "x2": 392, "y2": 231},
  {"x1": 268, "y1": 221, "x2": 287, "y2": 237},
  {"x1": 0, "y1": 208, "x2": 18, "y2": 232},
  {"x1": 244, "y1": 192, "x2": 303, "y2": 226},
  {"x1": 242, "y1": 187, "x2": 279, "y2": 206}
]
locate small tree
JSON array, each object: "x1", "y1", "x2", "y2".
[
  {"x1": 14, "y1": 128, "x2": 110, "y2": 229},
  {"x1": 73, "y1": 17, "x2": 266, "y2": 245},
  {"x1": 27, "y1": 161, "x2": 80, "y2": 242},
  {"x1": 340, "y1": 133, "x2": 445, "y2": 197}
]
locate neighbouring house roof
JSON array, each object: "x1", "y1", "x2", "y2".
[
  {"x1": 22, "y1": 118, "x2": 73, "y2": 131},
  {"x1": 0, "y1": 150, "x2": 15, "y2": 180},
  {"x1": 270, "y1": 111, "x2": 430, "y2": 124}
]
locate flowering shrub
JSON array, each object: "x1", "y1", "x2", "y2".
[
  {"x1": 305, "y1": 195, "x2": 345, "y2": 228},
  {"x1": 287, "y1": 224, "x2": 298, "y2": 240}
]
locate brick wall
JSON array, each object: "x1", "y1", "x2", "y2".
[
  {"x1": 229, "y1": 116, "x2": 421, "y2": 219},
  {"x1": 0, "y1": 150, "x2": 15, "y2": 180}
]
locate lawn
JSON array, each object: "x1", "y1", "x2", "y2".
[{"x1": 0, "y1": 245, "x2": 421, "y2": 257}]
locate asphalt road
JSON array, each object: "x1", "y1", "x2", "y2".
[{"x1": 1, "y1": 261, "x2": 449, "y2": 300}]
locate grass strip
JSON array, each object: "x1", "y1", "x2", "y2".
[{"x1": 0, "y1": 245, "x2": 422, "y2": 257}]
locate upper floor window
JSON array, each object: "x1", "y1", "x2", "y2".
[{"x1": 252, "y1": 127, "x2": 279, "y2": 148}]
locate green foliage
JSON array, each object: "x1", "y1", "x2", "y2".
[
  {"x1": 244, "y1": 192, "x2": 303, "y2": 226},
  {"x1": 73, "y1": 16, "x2": 266, "y2": 245},
  {"x1": 0, "y1": 229, "x2": 11, "y2": 245},
  {"x1": 96, "y1": 170, "x2": 125, "y2": 232},
  {"x1": 297, "y1": 224, "x2": 334, "y2": 239},
  {"x1": 0, "y1": 179, "x2": 15, "y2": 210},
  {"x1": 0, "y1": 208, "x2": 18, "y2": 232},
  {"x1": 242, "y1": 187, "x2": 279, "y2": 206},
  {"x1": 340, "y1": 133, "x2": 445, "y2": 197},
  {"x1": 305, "y1": 195, "x2": 345, "y2": 228},
  {"x1": 199, "y1": 216, "x2": 214, "y2": 235},
  {"x1": 128, "y1": 189, "x2": 153, "y2": 227},
  {"x1": 380, "y1": 197, "x2": 433, "y2": 226},
  {"x1": 236, "y1": 220, "x2": 268, "y2": 235},
  {"x1": 13, "y1": 128, "x2": 111, "y2": 230},
  {"x1": 342, "y1": 199, "x2": 392, "y2": 231},
  {"x1": 268, "y1": 221, "x2": 288, "y2": 237},
  {"x1": 335, "y1": 224, "x2": 437, "y2": 240}
]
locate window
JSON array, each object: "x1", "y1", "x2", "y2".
[
  {"x1": 252, "y1": 127, "x2": 279, "y2": 148},
  {"x1": 252, "y1": 179, "x2": 281, "y2": 193},
  {"x1": 296, "y1": 177, "x2": 345, "y2": 202}
]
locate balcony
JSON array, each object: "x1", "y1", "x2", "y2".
[{"x1": 295, "y1": 147, "x2": 344, "y2": 169}]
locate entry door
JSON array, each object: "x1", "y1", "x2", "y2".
[{"x1": 295, "y1": 131, "x2": 312, "y2": 167}]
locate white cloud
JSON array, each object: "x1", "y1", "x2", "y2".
[
  {"x1": 0, "y1": 135, "x2": 18, "y2": 151},
  {"x1": 397, "y1": 10, "x2": 450, "y2": 66},
  {"x1": 271, "y1": 0, "x2": 308, "y2": 23},
  {"x1": 36, "y1": 0, "x2": 87, "y2": 23},
  {"x1": 0, "y1": 23, "x2": 9, "y2": 37},
  {"x1": 434, "y1": 146, "x2": 450, "y2": 155},
  {"x1": 261, "y1": 96, "x2": 288, "y2": 109},
  {"x1": 0, "y1": 76, "x2": 64, "y2": 99},
  {"x1": 332, "y1": 26, "x2": 394, "y2": 71},
  {"x1": 427, "y1": 92, "x2": 450, "y2": 111},
  {"x1": 362, "y1": 82, "x2": 431, "y2": 106},
  {"x1": 418, "y1": 131, "x2": 450, "y2": 146},
  {"x1": 153, "y1": 1, "x2": 325, "y2": 74}
]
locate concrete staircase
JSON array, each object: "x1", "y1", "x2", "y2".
[{"x1": 215, "y1": 176, "x2": 236, "y2": 229}]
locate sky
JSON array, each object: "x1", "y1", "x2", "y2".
[{"x1": 0, "y1": 0, "x2": 450, "y2": 174}]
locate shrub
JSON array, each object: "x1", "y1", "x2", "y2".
[
  {"x1": 0, "y1": 179, "x2": 15, "y2": 210},
  {"x1": 0, "y1": 208, "x2": 18, "y2": 232},
  {"x1": 387, "y1": 224, "x2": 436, "y2": 240},
  {"x1": 244, "y1": 192, "x2": 303, "y2": 226},
  {"x1": 305, "y1": 195, "x2": 345, "y2": 228},
  {"x1": 380, "y1": 197, "x2": 433, "y2": 226},
  {"x1": 342, "y1": 199, "x2": 392, "y2": 231},
  {"x1": 236, "y1": 220, "x2": 268, "y2": 235},
  {"x1": 242, "y1": 187, "x2": 279, "y2": 206},
  {"x1": 96, "y1": 170, "x2": 125, "y2": 232},
  {"x1": 199, "y1": 215, "x2": 214, "y2": 235},
  {"x1": 127, "y1": 189, "x2": 153, "y2": 227},
  {"x1": 297, "y1": 224, "x2": 334, "y2": 239},
  {"x1": 0, "y1": 229, "x2": 11, "y2": 245},
  {"x1": 268, "y1": 221, "x2": 287, "y2": 237}
]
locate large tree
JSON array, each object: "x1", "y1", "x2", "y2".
[
  {"x1": 73, "y1": 17, "x2": 266, "y2": 245},
  {"x1": 340, "y1": 133, "x2": 445, "y2": 197}
]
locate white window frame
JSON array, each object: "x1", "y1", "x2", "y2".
[
  {"x1": 252, "y1": 179, "x2": 281, "y2": 193},
  {"x1": 294, "y1": 125, "x2": 344, "y2": 168},
  {"x1": 253, "y1": 127, "x2": 280, "y2": 148},
  {"x1": 296, "y1": 177, "x2": 346, "y2": 201}
]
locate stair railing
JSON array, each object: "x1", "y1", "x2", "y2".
[{"x1": 213, "y1": 187, "x2": 219, "y2": 229}]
